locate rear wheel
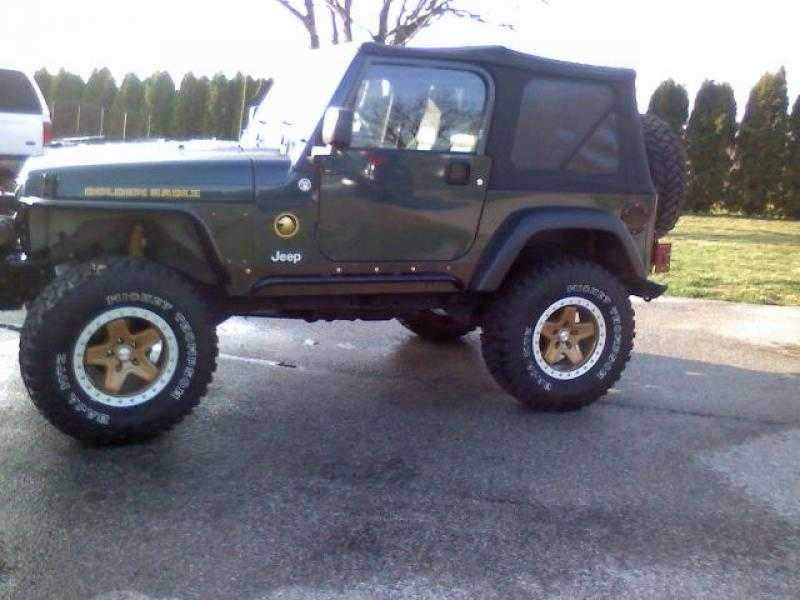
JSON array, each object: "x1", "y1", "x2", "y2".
[
  {"x1": 398, "y1": 310, "x2": 476, "y2": 342},
  {"x1": 20, "y1": 258, "x2": 218, "y2": 444},
  {"x1": 481, "y1": 260, "x2": 634, "y2": 411}
]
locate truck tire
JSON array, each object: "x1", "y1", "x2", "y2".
[
  {"x1": 481, "y1": 259, "x2": 634, "y2": 411},
  {"x1": 641, "y1": 114, "x2": 687, "y2": 238},
  {"x1": 19, "y1": 258, "x2": 218, "y2": 444},
  {"x1": 398, "y1": 311, "x2": 476, "y2": 342}
]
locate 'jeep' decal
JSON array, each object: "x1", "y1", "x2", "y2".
[{"x1": 270, "y1": 251, "x2": 303, "y2": 264}]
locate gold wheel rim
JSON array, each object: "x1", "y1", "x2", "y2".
[
  {"x1": 83, "y1": 317, "x2": 165, "y2": 396},
  {"x1": 538, "y1": 305, "x2": 599, "y2": 371}
]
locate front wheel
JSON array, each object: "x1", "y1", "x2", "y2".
[
  {"x1": 20, "y1": 258, "x2": 218, "y2": 444},
  {"x1": 481, "y1": 260, "x2": 634, "y2": 411}
]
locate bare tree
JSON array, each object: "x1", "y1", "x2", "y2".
[
  {"x1": 271, "y1": 0, "x2": 515, "y2": 49},
  {"x1": 272, "y1": 0, "x2": 321, "y2": 48},
  {"x1": 371, "y1": 0, "x2": 514, "y2": 47},
  {"x1": 325, "y1": 0, "x2": 354, "y2": 43}
]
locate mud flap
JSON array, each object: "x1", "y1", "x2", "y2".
[
  {"x1": 628, "y1": 278, "x2": 667, "y2": 302},
  {"x1": 0, "y1": 192, "x2": 17, "y2": 215}
]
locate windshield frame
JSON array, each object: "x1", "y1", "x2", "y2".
[{"x1": 239, "y1": 44, "x2": 361, "y2": 165}]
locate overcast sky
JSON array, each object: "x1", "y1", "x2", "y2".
[{"x1": 2, "y1": 0, "x2": 797, "y2": 116}]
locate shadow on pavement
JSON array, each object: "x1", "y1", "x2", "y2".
[{"x1": 1, "y1": 336, "x2": 798, "y2": 598}]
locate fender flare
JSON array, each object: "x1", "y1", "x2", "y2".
[
  {"x1": 469, "y1": 207, "x2": 647, "y2": 291},
  {"x1": 18, "y1": 197, "x2": 231, "y2": 285}
]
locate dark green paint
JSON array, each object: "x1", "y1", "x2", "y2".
[
  {"x1": 15, "y1": 146, "x2": 655, "y2": 298},
  {"x1": 9, "y1": 49, "x2": 658, "y2": 304},
  {"x1": 318, "y1": 149, "x2": 491, "y2": 262}
]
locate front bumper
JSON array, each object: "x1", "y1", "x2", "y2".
[
  {"x1": 0, "y1": 215, "x2": 14, "y2": 249},
  {"x1": 0, "y1": 210, "x2": 45, "y2": 310},
  {"x1": 0, "y1": 157, "x2": 24, "y2": 192},
  {"x1": 0, "y1": 249, "x2": 48, "y2": 311}
]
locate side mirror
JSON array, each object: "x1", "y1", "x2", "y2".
[{"x1": 322, "y1": 107, "x2": 353, "y2": 149}]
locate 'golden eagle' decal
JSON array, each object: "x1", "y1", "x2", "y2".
[{"x1": 84, "y1": 187, "x2": 201, "y2": 199}]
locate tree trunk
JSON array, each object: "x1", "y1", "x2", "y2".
[
  {"x1": 342, "y1": 0, "x2": 353, "y2": 41},
  {"x1": 304, "y1": 0, "x2": 320, "y2": 49},
  {"x1": 329, "y1": 7, "x2": 340, "y2": 44}
]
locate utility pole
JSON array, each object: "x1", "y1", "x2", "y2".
[
  {"x1": 147, "y1": 114, "x2": 151, "y2": 138},
  {"x1": 237, "y1": 77, "x2": 247, "y2": 139},
  {"x1": 99, "y1": 106, "x2": 105, "y2": 136},
  {"x1": 75, "y1": 104, "x2": 81, "y2": 136},
  {"x1": 122, "y1": 112, "x2": 128, "y2": 141}
]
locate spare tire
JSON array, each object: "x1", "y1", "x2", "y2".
[{"x1": 641, "y1": 114, "x2": 687, "y2": 238}]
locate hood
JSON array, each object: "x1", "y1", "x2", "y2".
[{"x1": 19, "y1": 140, "x2": 291, "y2": 204}]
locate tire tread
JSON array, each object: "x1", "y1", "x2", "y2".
[
  {"x1": 480, "y1": 258, "x2": 634, "y2": 411},
  {"x1": 20, "y1": 258, "x2": 218, "y2": 444},
  {"x1": 641, "y1": 114, "x2": 687, "y2": 238}
]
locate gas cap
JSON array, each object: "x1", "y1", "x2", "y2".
[{"x1": 274, "y1": 213, "x2": 299, "y2": 239}]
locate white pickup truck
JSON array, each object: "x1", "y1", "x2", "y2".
[{"x1": 0, "y1": 67, "x2": 51, "y2": 194}]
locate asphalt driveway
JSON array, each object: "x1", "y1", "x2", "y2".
[{"x1": 0, "y1": 297, "x2": 798, "y2": 599}]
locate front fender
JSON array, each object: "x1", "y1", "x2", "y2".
[
  {"x1": 18, "y1": 198, "x2": 231, "y2": 287},
  {"x1": 469, "y1": 207, "x2": 647, "y2": 291}
]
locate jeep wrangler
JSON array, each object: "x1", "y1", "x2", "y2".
[{"x1": 0, "y1": 43, "x2": 685, "y2": 443}]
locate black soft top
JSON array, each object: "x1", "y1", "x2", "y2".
[
  {"x1": 356, "y1": 42, "x2": 652, "y2": 196},
  {"x1": 359, "y1": 42, "x2": 636, "y2": 83}
]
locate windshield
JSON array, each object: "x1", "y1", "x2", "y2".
[{"x1": 239, "y1": 44, "x2": 359, "y2": 163}]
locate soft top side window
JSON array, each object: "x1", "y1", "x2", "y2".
[
  {"x1": 511, "y1": 78, "x2": 620, "y2": 176},
  {"x1": 351, "y1": 64, "x2": 488, "y2": 154}
]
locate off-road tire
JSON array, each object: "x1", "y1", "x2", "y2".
[
  {"x1": 481, "y1": 259, "x2": 634, "y2": 411},
  {"x1": 398, "y1": 311, "x2": 477, "y2": 342},
  {"x1": 641, "y1": 114, "x2": 687, "y2": 238},
  {"x1": 19, "y1": 258, "x2": 218, "y2": 444}
]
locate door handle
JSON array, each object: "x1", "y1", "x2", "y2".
[{"x1": 445, "y1": 161, "x2": 471, "y2": 186}]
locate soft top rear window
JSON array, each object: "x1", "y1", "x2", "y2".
[
  {"x1": 511, "y1": 78, "x2": 619, "y2": 175},
  {"x1": 0, "y1": 69, "x2": 42, "y2": 114}
]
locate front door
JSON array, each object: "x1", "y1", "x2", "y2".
[{"x1": 318, "y1": 62, "x2": 492, "y2": 262}]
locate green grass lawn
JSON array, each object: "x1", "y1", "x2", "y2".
[{"x1": 652, "y1": 215, "x2": 800, "y2": 306}]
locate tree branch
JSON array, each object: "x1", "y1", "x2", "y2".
[
  {"x1": 277, "y1": 0, "x2": 521, "y2": 49},
  {"x1": 375, "y1": 0, "x2": 394, "y2": 44},
  {"x1": 379, "y1": 0, "x2": 517, "y2": 46},
  {"x1": 304, "y1": 0, "x2": 320, "y2": 48},
  {"x1": 272, "y1": 0, "x2": 306, "y2": 22},
  {"x1": 270, "y1": 0, "x2": 320, "y2": 48},
  {"x1": 329, "y1": 6, "x2": 339, "y2": 44},
  {"x1": 323, "y1": 0, "x2": 353, "y2": 41}
]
